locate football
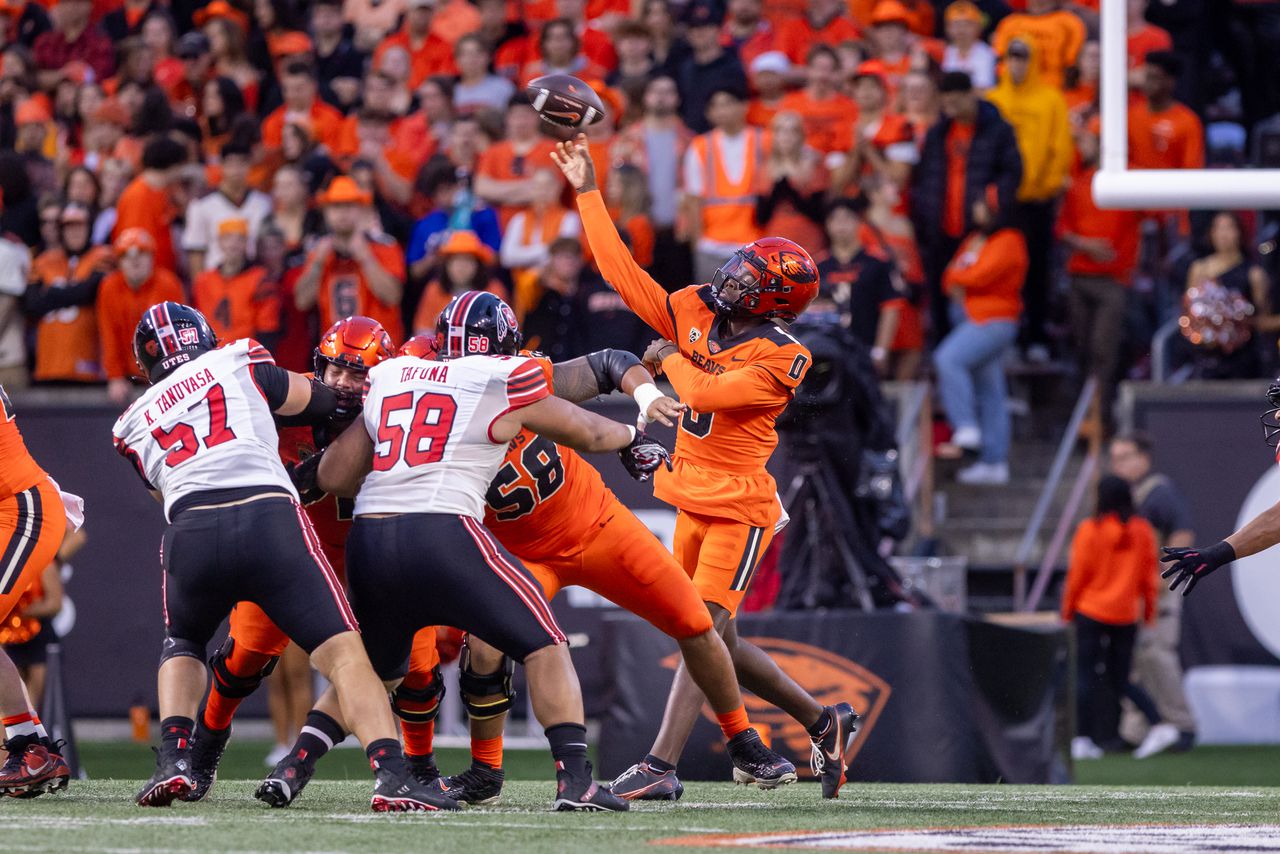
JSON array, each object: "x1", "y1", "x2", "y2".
[{"x1": 525, "y1": 74, "x2": 606, "y2": 129}]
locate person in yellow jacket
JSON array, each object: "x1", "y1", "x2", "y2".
[{"x1": 986, "y1": 37, "x2": 1073, "y2": 357}]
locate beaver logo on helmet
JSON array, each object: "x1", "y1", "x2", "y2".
[{"x1": 709, "y1": 237, "x2": 820, "y2": 322}]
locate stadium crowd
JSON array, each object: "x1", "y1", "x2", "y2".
[{"x1": 0, "y1": 0, "x2": 1277, "y2": 485}]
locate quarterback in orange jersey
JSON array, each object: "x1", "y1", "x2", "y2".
[
  {"x1": 0, "y1": 385, "x2": 76, "y2": 797},
  {"x1": 177, "y1": 318, "x2": 446, "y2": 807},
  {"x1": 386, "y1": 336, "x2": 795, "y2": 806},
  {"x1": 553, "y1": 136, "x2": 860, "y2": 800}
]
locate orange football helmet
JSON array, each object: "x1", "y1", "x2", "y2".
[
  {"x1": 710, "y1": 237, "x2": 819, "y2": 322},
  {"x1": 314, "y1": 316, "x2": 393, "y2": 378},
  {"x1": 398, "y1": 334, "x2": 439, "y2": 360}
]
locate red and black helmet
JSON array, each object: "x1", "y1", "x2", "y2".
[
  {"x1": 435, "y1": 291, "x2": 522, "y2": 359},
  {"x1": 398, "y1": 334, "x2": 439, "y2": 360},
  {"x1": 709, "y1": 237, "x2": 820, "y2": 322},
  {"x1": 133, "y1": 301, "x2": 218, "y2": 382},
  {"x1": 313, "y1": 316, "x2": 394, "y2": 378}
]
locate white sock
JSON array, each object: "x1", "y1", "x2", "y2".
[
  {"x1": 33, "y1": 718, "x2": 48, "y2": 740},
  {"x1": 4, "y1": 714, "x2": 37, "y2": 740}
]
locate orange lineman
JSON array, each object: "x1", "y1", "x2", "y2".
[
  {"x1": 388, "y1": 340, "x2": 794, "y2": 806},
  {"x1": 553, "y1": 135, "x2": 860, "y2": 801},
  {"x1": 0, "y1": 385, "x2": 73, "y2": 796}
]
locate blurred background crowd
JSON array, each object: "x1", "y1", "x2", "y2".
[{"x1": 0, "y1": 0, "x2": 1277, "y2": 484}]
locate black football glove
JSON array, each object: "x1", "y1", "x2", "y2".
[
  {"x1": 620, "y1": 429, "x2": 673, "y2": 482},
  {"x1": 1160, "y1": 541, "x2": 1235, "y2": 596},
  {"x1": 286, "y1": 450, "x2": 326, "y2": 505}
]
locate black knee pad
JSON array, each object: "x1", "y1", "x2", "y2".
[
  {"x1": 458, "y1": 639, "x2": 517, "y2": 721},
  {"x1": 160, "y1": 636, "x2": 205, "y2": 666},
  {"x1": 208, "y1": 637, "x2": 279, "y2": 700},
  {"x1": 392, "y1": 665, "x2": 447, "y2": 724}
]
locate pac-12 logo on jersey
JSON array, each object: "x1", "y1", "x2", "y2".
[{"x1": 688, "y1": 327, "x2": 701, "y2": 344}]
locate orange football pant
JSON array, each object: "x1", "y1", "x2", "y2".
[
  {"x1": 0, "y1": 479, "x2": 66, "y2": 623},
  {"x1": 673, "y1": 509, "x2": 775, "y2": 617}
]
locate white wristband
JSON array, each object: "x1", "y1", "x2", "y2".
[
  {"x1": 870, "y1": 346, "x2": 888, "y2": 361},
  {"x1": 632, "y1": 382, "x2": 665, "y2": 417},
  {"x1": 625, "y1": 425, "x2": 637, "y2": 442}
]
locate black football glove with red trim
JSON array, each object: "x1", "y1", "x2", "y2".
[
  {"x1": 1160, "y1": 541, "x2": 1236, "y2": 597},
  {"x1": 620, "y1": 429, "x2": 673, "y2": 482},
  {"x1": 287, "y1": 450, "x2": 325, "y2": 505}
]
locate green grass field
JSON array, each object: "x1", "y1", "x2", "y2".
[{"x1": 10, "y1": 742, "x2": 1275, "y2": 853}]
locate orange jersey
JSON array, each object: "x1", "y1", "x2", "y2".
[
  {"x1": 482, "y1": 355, "x2": 614, "y2": 559},
  {"x1": 0, "y1": 388, "x2": 46, "y2": 501},
  {"x1": 96, "y1": 268, "x2": 186, "y2": 381},
  {"x1": 577, "y1": 189, "x2": 810, "y2": 527},
  {"x1": 29, "y1": 246, "x2": 112, "y2": 382},
  {"x1": 193, "y1": 264, "x2": 280, "y2": 343},
  {"x1": 308, "y1": 237, "x2": 406, "y2": 343}
]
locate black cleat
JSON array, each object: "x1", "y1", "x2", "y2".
[
  {"x1": 433, "y1": 761, "x2": 504, "y2": 805},
  {"x1": 407, "y1": 752, "x2": 441, "y2": 787},
  {"x1": 136, "y1": 746, "x2": 194, "y2": 807},
  {"x1": 183, "y1": 719, "x2": 231, "y2": 802},
  {"x1": 555, "y1": 762, "x2": 629, "y2": 812},
  {"x1": 809, "y1": 702, "x2": 859, "y2": 799},
  {"x1": 609, "y1": 760, "x2": 683, "y2": 801},
  {"x1": 255, "y1": 752, "x2": 316, "y2": 808},
  {"x1": 728, "y1": 727, "x2": 797, "y2": 790},
  {"x1": 371, "y1": 765, "x2": 461, "y2": 812}
]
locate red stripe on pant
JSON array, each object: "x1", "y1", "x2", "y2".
[
  {"x1": 293, "y1": 503, "x2": 359, "y2": 631},
  {"x1": 460, "y1": 516, "x2": 565, "y2": 644}
]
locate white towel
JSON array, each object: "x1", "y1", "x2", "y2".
[{"x1": 47, "y1": 477, "x2": 84, "y2": 533}]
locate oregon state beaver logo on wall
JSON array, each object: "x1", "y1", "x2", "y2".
[{"x1": 662, "y1": 637, "x2": 889, "y2": 773}]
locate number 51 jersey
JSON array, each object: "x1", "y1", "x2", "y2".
[
  {"x1": 355, "y1": 354, "x2": 549, "y2": 519},
  {"x1": 112, "y1": 339, "x2": 298, "y2": 520}
]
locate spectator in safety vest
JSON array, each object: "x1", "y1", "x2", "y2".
[{"x1": 682, "y1": 85, "x2": 764, "y2": 284}]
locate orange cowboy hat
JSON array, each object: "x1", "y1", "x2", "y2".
[
  {"x1": 944, "y1": 0, "x2": 986, "y2": 25},
  {"x1": 268, "y1": 30, "x2": 314, "y2": 60},
  {"x1": 316, "y1": 176, "x2": 373, "y2": 207},
  {"x1": 194, "y1": 0, "x2": 251, "y2": 35},
  {"x1": 871, "y1": 0, "x2": 912, "y2": 26},
  {"x1": 217, "y1": 217, "x2": 249, "y2": 237},
  {"x1": 115, "y1": 227, "x2": 156, "y2": 257},
  {"x1": 439, "y1": 230, "x2": 495, "y2": 266}
]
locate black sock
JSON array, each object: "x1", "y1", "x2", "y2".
[
  {"x1": 545, "y1": 722, "x2": 589, "y2": 777},
  {"x1": 293, "y1": 710, "x2": 346, "y2": 766},
  {"x1": 644, "y1": 753, "x2": 675, "y2": 774},
  {"x1": 366, "y1": 738, "x2": 406, "y2": 774},
  {"x1": 806, "y1": 708, "x2": 832, "y2": 739},
  {"x1": 160, "y1": 716, "x2": 194, "y2": 751}
]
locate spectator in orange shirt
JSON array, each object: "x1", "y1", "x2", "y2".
[
  {"x1": 899, "y1": 69, "x2": 940, "y2": 146},
  {"x1": 346, "y1": 109, "x2": 419, "y2": 209},
  {"x1": 192, "y1": 218, "x2": 280, "y2": 347},
  {"x1": 1059, "y1": 124, "x2": 1141, "y2": 431},
  {"x1": 199, "y1": 4, "x2": 260, "y2": 112},
  {"x1": 474, "y1": 93, "x2": 558, "y2": 227},
  {"x1": 518, "y1": 17, "x2": 607, "y2": 87},
  {"x1": 501, "y1": 168, "x2": 582, "y2": 314},
  {"x1": 1128, "y1": 51, "x2": 1203, "y2": 171},
  {"x1": 745, "y1": 51, "x2": 790, "y2": 128},
  {"x1": 606, "y1": 163, "x2": 655, "y2": 268},
  {"x1": 410, "y1": 229, "x2": 507, "y2": 333},
  {"x1": 1063, "y1": 39, "x2": 1100, "y2": 129},
  {"x1": 261, "y1": 61, "x2": 345, "y2": 154},
  {"x1": 992, "y1": 0, "x2": 1086, "y2": 90},
  {"x1": 96, "y1": 227, "x2": 185, "y2": 403},
  {"x1": 935, "y1": 192, "x2": 1028, "y2": 485},
  {"x1": 778, "y1": 45, "x2": 857, "y2": 157},
  {"x1": 833, "y1": 62, "x2": 917, "y2": 190},
  {"x1": 25, "y1": 203, "x2": 113, "y2": 383},
  {"x1": 554, "y1": 0, "x2": 619, "y2": 73},
  {"x1": 375, "y1": 0, "x2": 457, "y2": 90},
  {"x1": 294, "y1": 176, "x2": 405, "y2": 342},
  {"x1": 776, "y1": 0, "x2": 862, "y2": 67},
  {"x1": 1126, "y1": 0, "x2": 1172, "y2": 90},
  {"x1": 866, "y1": 0, "x2": 934, "y2": 92},
  {"x1": 112, "y1": 135, "x2": 188, "y2": 275},
  {"x1": 1062, "y1": 475, "x2": 1157, "y2": 759}
]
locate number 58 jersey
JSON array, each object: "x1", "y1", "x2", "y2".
[
  {"x1": 112, "y1": 339, "x2": 298, "y2": 520},
  {"x1": 355, "y1": 354, "x2": 550, "y2": 519}
]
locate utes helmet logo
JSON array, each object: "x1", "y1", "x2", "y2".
[
  {"x1": 778, "y1": 250, "x2": 817, "y2": 284},
  {"x1": 178, "y1": 327, "x2": 201, "y2": 346},
  {"x1": 497, "y1": 303, "x2": 517, "y2": 342},
  {"x1": 688, "y1": 328, "x2": 702, "y2": 344},
  {"x1": 661, "y1": 638, "x2": 890, "y2": 773}
]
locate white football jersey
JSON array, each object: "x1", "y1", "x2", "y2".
[
  {"x1": 355, "y1": 354, "x2": 549, "y2": 519},
  {"x1": 112, "y1": 339, "x2": 298, "y2": 519}
]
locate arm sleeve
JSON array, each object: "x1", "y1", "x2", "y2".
[
  {"x1": 250, "y1": 363, "x2": 292, "y2": 411},
  {"x1": 24, "y1": 273, "x2": 102, "y2": 315},
  {"x1": 660, "y1": 348, "x2": 799, "y2": 412},
  {"x1": 576, "y1": 189, "x2": 677, "y2": 340}
]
